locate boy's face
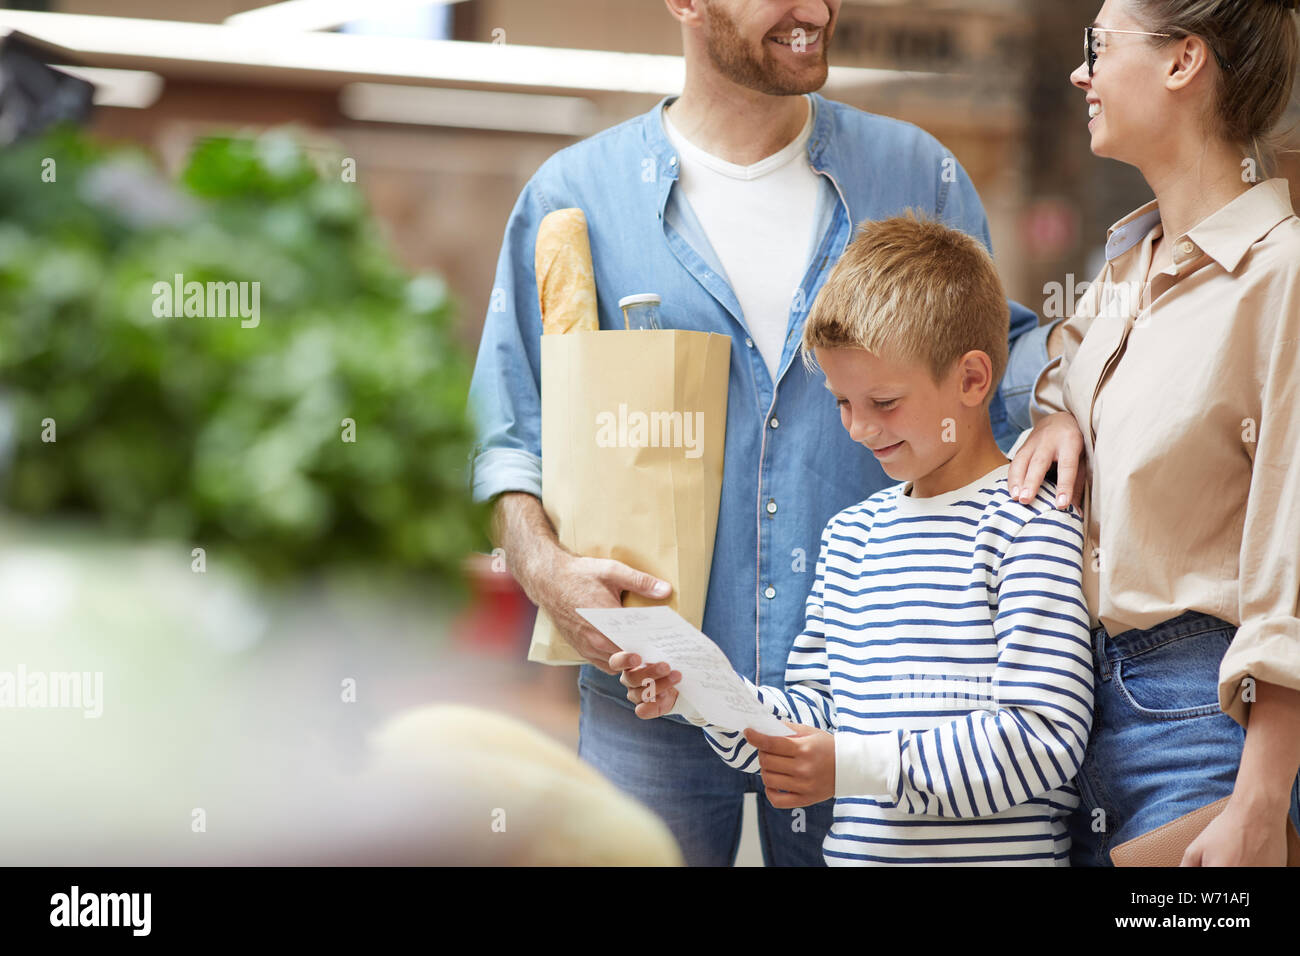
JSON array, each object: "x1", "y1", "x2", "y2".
[{"x1": 816, "y1": 345, "x2": 981, "y2": 481}]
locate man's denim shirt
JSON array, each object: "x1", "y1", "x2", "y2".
[{"x1": 467, "y1": 91, "x2": 1050, "y2": 719}]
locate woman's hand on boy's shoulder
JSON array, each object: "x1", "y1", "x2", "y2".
[
  {"x1": 1008, "y1": 411, "x2": 1086, "y2": 511},
  {"x1": 611, "y1": 651, "x2": 682, "y2": 718}
]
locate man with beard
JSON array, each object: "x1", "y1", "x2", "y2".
[{"x1": 468, "y1": 0, "x2": 1055, "y2": 866}]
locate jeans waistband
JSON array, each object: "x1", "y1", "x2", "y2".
[{"x1": 1092, "y1": 609, "x2": 1235, "y2": 673}]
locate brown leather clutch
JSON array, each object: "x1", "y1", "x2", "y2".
[{"x1": 1110, "y1": 795, "x2": 1300, "y2": 866}]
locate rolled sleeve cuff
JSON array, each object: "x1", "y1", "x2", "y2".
[
  {"x1": 834, "y1": 729, "x2": 903, "y2": 801},
  {"x1": 470, "y1": 446, "x2": 542, "y2": 503},
  {"x1": 1218, "y1": 617, "x2": 1300, "y2": 728}
]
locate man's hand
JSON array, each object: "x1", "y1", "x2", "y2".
[
  {"x1": 530, "y1": 554, "x2": 673, "y2": 675},
  {"x1": 1006, "y1": 411, "x2": 1087, "y2": 510},
  {"x1": 745, "y1": 722, "x2": 835, "y2": 809},
  {"x1": 491, "y1": 493, "x2": 672, "y2": 675},
  {"x1": 610, "y1": 652, "x2": 681, "y2": 718}
]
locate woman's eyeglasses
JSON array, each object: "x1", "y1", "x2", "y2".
[
  {"x1": 1084, "y1": 26, "x2": 1171, "y2": 77},
  {"x1": 1084, "y1": 25, "x2": 1233, "y2": 78}
]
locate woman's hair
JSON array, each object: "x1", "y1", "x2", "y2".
[{"x1": 1129, "y1": 0, "x2": 1299, "y2": 166}]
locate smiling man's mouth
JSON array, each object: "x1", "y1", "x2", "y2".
[{"x1": 769, "y1": 29, "x2": 820, "y2": 47}]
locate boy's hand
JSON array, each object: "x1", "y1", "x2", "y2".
[
  {"x1": 745, "y1": 722, "x2": 835, "y2": 808},
  {"x1": 611, "y1": 651, "x2": 682, "y2": 719}
]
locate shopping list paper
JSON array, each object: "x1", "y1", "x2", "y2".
[{"x1": 575, "y1": 605, "x2": 794, "y2": 736}]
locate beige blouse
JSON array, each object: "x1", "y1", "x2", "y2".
[{"x1": 1018, "y1": 178, "x2": 1300, "y2": 729}]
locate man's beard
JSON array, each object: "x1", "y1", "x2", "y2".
[{"x1": 700, "y1": 3, "x2": 830, "y2": 95}]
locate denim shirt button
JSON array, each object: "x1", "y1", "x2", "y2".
[
  {"x1": 766, "y1": 498, "x2": 777, "y2": 515},
  {"x1": 764, "y1": 585, "x2": 776, "y2": 599},
  {"x1": 745, "y1": 337, "x2": 754, "y2": 348},
  {"x1": 769, "y1": 416, "x2": 779, "y2": 429}
]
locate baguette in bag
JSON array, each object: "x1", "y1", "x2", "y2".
[
  {"x1": 536, "y1": 208, "x2": 598, "y2": 334},
  {"x1": 525, "y1": 208, "x2": 730, "y2": 667}
]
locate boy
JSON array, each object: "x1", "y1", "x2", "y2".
[{"x1": 613, "y1": 213, "x2": 1094, "y2": 865}]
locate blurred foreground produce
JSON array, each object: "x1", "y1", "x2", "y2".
[{"x1": 0, "y1": 126, "x2": 488, "y2": 583}]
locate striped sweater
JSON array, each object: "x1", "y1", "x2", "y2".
[{"x1": 697, "y1": 461, "x2": 1094, "y2": 865}]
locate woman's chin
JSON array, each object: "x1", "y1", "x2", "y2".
[
  {"x1": 1090, "y1": 140, "x2": 1140, "y2": 170},
  {"x1": 1088, "y1": 130, "x2": 1119, "y2": 161}
]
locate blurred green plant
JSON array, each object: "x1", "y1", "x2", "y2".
[{"x1": 0, "y1": 126, "x2": 489, "y2": 585}]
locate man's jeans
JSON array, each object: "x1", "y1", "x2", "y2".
[
  {"x1": 578, "y1": 679, "x2": 834, "y2": 866},
  {"x1": 1068, "y1": 610, "x2": 1300, "y2": 865}
]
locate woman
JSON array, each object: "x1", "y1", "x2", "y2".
[{"x1": 1009, "y1": 0, "x2": 1300, "y2": 866}]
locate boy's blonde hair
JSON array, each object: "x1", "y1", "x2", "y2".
[{"x1": 800, "y1": 211, "x2": 1009, "y2": 402}]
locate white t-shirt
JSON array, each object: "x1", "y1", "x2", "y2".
[{"x1": 663, "y1": 96, "x2": 821, "y2": 382}]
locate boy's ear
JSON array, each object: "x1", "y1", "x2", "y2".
[{"x1": 958, "y1": 350, "x2": 995, "y2": 406}]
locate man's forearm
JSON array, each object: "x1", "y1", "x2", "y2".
[{"x1": 491, "y1": 491, "x2": 566, "y2": 596}]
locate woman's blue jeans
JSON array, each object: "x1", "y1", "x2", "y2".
[{"x1": 1068, "y1": 610, "x2": 1300, "y2": 866}]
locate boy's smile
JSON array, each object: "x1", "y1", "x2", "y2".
[
  {"x1": 815, "y1": 344, "x2": 1007, "y2": 497},
  {"x1": 816, "y1": 346, "x2": 924, "y2": 472}
]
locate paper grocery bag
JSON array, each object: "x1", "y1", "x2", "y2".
[{"x1": 527, "y1": 329, "x2": 731, "y2": 664}]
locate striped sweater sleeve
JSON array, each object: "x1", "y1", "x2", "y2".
[
  {"x1": 834, "y1": 508, "x2": 1094, "y2": 816},
  {"x1": 700, "y1": 520, "x2": 838, "y2": 772}
]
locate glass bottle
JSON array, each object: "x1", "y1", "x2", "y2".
[{"x1": 618, "y1": 293, "x2": 662, "y2": 330}]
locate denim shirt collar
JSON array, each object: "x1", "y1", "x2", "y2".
[{"x1": 642, "y1": 91, "x2": 839, "y2": 205}]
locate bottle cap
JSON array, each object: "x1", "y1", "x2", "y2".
[{"x1": 618, "y1": 293, "x2": 661, "y2": 308}]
